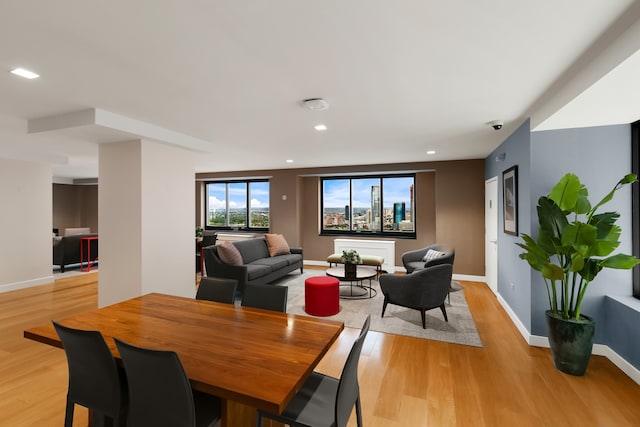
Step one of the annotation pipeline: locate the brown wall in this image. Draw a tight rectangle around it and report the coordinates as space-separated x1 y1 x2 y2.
53 184 99 234
196 159 485 276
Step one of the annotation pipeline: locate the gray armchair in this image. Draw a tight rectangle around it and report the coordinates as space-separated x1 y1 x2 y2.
379 264 453 329
401 244 455 273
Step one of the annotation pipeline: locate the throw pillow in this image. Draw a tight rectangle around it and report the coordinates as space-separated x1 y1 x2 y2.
265 233 291 257
217 241 244 266
422 248 445 262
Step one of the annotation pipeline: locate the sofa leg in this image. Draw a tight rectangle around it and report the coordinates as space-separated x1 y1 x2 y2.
420 309 426 329
60 265 65 273
300 267 304 274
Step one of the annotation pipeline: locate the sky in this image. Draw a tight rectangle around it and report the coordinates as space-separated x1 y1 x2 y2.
323 176 414 208
207 181 269 209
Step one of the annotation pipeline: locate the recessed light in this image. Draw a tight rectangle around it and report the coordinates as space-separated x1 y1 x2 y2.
10 67 39 79
314 124 327 131
286 159 294 163
427 150 436 155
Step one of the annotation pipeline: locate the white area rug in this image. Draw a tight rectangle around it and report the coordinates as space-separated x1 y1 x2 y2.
276 271 483 347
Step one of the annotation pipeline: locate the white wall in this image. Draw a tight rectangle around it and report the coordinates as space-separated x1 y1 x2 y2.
140 140 195 297
99 139 195 307
0 158 53 292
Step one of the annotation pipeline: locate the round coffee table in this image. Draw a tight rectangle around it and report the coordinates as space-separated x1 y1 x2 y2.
326 266 378 299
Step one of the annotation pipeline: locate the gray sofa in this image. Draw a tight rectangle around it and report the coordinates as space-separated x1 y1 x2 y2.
203 238 303 295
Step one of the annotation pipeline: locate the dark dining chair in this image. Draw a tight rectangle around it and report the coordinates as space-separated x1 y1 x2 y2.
196 277 237 304
52 321 125 427
241 283 288 313
114 338 221 427
256 315 371 427
379 264 453 328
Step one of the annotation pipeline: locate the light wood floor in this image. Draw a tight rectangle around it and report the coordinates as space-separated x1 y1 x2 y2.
2 270 640 426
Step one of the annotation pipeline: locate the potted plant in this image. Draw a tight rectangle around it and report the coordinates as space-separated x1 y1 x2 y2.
341 249 361 280
517 173 640 376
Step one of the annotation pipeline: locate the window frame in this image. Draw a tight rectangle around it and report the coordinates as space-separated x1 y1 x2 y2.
320 173 416 239
204 179 270 232
631 120 640 299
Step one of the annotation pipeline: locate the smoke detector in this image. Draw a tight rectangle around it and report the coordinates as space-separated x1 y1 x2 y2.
301 98 329 111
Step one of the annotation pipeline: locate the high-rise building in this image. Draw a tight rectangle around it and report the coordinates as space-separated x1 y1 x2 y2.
409 184 414 221
371 185 380 231
394 202 406 226
344 205 350 220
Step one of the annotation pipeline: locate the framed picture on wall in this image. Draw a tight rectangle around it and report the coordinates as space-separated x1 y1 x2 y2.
503 165 518 235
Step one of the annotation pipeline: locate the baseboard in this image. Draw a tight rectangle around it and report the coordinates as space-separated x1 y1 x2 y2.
498 294 640 385
0 275 54 293
453 274 485 282
497 294 532 345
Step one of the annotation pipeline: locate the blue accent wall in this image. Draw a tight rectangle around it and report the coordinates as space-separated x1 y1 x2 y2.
485 119 532 330
487 121 640 371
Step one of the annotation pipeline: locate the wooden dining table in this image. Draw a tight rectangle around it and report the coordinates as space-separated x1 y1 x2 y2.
24 292 345 427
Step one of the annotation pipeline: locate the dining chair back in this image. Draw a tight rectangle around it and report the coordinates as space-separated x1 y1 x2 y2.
241 283 288 313
114 338 220 427
52 321 124 427
196 277 237 304
256 315 371 427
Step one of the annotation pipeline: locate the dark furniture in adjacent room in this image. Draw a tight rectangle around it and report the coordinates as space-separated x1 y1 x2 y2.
53 233 99 273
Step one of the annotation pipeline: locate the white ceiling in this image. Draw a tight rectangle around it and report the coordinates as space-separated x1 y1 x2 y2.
1 0 640 181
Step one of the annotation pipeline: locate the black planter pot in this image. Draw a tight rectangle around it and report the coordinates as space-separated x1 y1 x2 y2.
545 310 595 376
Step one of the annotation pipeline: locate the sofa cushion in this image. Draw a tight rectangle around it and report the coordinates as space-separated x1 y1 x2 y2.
217 241 244 266
64 227 92 236
245 264 272 280
264 233 291 257
233 239 270 264
252 257 289 271
278 253 303 266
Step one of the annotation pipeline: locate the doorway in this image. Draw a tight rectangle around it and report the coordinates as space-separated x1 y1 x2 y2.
485 177 498 295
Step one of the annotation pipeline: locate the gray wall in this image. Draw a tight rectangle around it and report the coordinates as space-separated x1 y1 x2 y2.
485 119 532 330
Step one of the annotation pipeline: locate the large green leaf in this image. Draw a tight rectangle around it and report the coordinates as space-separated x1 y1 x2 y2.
537 196 567 240
589 174 637 217
517 234 550 271
542 263 564 281
548 173 587 213
562 222 597 248
579 259 602 282
599 253 640 270
589 212 620 240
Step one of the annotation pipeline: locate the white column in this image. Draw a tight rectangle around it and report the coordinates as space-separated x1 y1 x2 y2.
99 139 195 307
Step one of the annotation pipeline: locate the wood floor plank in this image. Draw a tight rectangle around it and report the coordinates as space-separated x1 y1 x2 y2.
2 271 640 426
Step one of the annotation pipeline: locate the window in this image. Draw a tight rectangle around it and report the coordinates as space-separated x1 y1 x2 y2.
205 180 269 231
321 174 415 237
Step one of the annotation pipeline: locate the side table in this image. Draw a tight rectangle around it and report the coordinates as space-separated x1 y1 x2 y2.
80 236 99 272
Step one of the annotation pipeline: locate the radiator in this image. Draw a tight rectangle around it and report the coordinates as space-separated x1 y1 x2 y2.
334 239 396 273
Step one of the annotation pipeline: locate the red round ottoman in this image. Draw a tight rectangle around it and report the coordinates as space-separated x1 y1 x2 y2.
305 276 340 316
